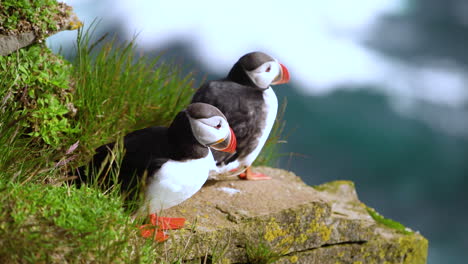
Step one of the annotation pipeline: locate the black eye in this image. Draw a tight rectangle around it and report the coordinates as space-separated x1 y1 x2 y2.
266 66 271 72
216 122 222 129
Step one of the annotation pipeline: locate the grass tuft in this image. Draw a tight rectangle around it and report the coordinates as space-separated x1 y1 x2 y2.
71 23 195 166
245 240 282 264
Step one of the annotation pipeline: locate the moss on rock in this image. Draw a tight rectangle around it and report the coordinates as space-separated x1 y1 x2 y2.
0 0 80 37
0 44 78 147
0 1 82 56
366 206 413 235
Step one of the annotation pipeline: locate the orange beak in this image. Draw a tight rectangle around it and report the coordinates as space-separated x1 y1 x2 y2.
271 63 290 85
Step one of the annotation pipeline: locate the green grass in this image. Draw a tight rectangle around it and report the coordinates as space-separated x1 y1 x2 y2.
71 25 195 165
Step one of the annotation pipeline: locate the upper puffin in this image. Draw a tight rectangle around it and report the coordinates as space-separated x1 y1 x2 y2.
191 51 290 180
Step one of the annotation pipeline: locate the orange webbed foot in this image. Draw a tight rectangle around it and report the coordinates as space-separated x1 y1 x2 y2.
138 214 186 242
238 167 272 181
139 225 169 242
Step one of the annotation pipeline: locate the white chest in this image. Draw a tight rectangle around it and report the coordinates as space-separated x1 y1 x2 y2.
142 151 215 213
242 87 278 165
216 87 278 174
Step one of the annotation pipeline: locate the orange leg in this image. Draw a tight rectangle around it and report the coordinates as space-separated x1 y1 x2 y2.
139 214 186 242
238 166 272 180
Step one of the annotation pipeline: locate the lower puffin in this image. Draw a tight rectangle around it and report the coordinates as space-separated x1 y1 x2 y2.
74 103 236 241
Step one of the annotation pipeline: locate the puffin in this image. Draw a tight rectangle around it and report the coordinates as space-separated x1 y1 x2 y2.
74 103 236 241
191 51 289 180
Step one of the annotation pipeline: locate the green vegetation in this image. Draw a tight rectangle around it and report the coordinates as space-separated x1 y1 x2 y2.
0 0 68 36
0 44 74 183
0 182 142 263
312 180 355 192
366 206 413 235
0 44 77 147
245 241 282 264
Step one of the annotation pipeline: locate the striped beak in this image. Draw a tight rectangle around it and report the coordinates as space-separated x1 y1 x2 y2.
272 63 290 85
210 128 237 153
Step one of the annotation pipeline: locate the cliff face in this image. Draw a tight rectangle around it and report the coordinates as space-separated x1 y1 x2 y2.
161 167 428 263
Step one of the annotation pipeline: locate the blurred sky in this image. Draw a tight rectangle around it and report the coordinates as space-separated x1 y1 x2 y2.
50 0 468 108
49 0 468 141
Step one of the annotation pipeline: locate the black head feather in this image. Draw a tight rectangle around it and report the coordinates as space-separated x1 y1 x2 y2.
227 51 275 87
186 102 227 120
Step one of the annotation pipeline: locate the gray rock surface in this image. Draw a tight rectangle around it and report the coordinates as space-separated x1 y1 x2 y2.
0 32 36 56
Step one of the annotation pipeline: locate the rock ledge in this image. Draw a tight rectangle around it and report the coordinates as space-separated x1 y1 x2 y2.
160 167 428 263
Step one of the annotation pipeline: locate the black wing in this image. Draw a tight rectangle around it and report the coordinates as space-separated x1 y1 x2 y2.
75 126 170 195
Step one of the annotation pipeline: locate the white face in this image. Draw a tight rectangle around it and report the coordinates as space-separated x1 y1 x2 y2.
187 115 230 147
245 60 281 89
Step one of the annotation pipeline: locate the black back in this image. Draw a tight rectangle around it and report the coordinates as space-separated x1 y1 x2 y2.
191 80 266 166
73 111 208 199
